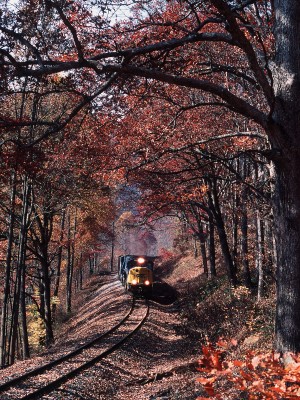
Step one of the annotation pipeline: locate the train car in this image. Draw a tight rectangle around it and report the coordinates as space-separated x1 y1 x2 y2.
118 255 155 296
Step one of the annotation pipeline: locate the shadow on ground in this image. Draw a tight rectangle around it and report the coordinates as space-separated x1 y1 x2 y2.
151 280 178 305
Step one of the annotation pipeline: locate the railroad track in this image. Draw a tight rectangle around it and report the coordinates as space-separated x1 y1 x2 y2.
0 296 149 400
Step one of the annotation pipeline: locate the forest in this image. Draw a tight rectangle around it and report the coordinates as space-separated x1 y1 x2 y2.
1 0 300 397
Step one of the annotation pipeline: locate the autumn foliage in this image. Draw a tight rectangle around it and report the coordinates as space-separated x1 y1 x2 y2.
197 339 300 399
1 0 300 384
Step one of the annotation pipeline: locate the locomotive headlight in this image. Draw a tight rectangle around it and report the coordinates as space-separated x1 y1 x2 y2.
137 257 145 264
144 280 150 286
132 279 138 285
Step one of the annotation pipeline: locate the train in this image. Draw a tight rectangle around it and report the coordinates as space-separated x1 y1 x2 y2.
118 255 155 296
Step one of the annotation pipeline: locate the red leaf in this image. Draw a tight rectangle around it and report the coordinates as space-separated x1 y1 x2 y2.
216 339 228 348
204 384 215 396
233 360 244 367
202 345 211 357
211 353 223 371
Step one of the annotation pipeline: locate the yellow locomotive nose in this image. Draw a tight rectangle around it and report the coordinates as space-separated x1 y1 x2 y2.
118 255 154 297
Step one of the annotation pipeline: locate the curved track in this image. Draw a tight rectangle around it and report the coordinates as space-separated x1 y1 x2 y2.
0 296 149 400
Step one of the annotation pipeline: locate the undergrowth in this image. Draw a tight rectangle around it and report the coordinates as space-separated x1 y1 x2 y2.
178 274 275 354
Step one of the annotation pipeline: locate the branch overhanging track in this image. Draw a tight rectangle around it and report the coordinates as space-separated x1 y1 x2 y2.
0 295 150 400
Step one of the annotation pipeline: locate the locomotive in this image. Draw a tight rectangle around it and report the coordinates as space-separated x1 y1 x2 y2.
118 255 155 296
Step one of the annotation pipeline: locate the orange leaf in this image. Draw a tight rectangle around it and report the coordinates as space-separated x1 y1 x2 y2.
240 369 254 381
233 360 244 367
196 376 217 385
269 386 286 394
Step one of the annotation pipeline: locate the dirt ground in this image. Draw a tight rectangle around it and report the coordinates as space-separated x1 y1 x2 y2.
0 273 205 400
56 275 204 400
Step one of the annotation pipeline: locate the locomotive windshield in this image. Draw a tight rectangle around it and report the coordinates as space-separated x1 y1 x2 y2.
118 254 155 296
128 259 154 270
118 255 156 276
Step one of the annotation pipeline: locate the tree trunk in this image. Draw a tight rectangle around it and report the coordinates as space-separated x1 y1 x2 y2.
19 176 31 359
89 255 94 275
207 179 237 286
41 258 54 346
110 221 115 272
66 212 72 313
0 171 16 367
38 209 54 346
20 262 30 359
8 174 32 363
256 211 264 302
66 209 77 314
240 187 252 288
30 195 55 346
273 0 300 353
263 217 273 272
79 267 83 290
78 253 83 290
273 160 300 353
8 259 22 365
187 204 208 275
52 209 65 320
193 237 198 258
232 202 238 274
198 221 208 277
231 159 239 273
208 214 216 278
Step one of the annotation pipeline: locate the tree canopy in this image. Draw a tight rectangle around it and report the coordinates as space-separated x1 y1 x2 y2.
1 0 300 359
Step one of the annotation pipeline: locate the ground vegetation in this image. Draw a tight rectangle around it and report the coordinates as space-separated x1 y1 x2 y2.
0 1 300 393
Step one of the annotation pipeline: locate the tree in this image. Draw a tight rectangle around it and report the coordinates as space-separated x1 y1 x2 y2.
1 0 300 353
271 0 300 354
0 74 117 364
110 82 272 289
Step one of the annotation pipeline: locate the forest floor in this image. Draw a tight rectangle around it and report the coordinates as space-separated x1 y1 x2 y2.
0 253 275 399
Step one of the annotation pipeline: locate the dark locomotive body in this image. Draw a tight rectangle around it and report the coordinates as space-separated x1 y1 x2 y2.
118 255 155 296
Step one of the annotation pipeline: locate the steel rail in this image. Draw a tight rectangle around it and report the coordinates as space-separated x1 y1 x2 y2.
0 297 149 400
0 296 136 394
20 299 149 400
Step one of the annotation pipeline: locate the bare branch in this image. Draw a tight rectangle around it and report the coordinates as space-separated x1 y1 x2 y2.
25 72 119 146
45 0 85 61
210 0 273 104
101 63 268 128
0 26 44 67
